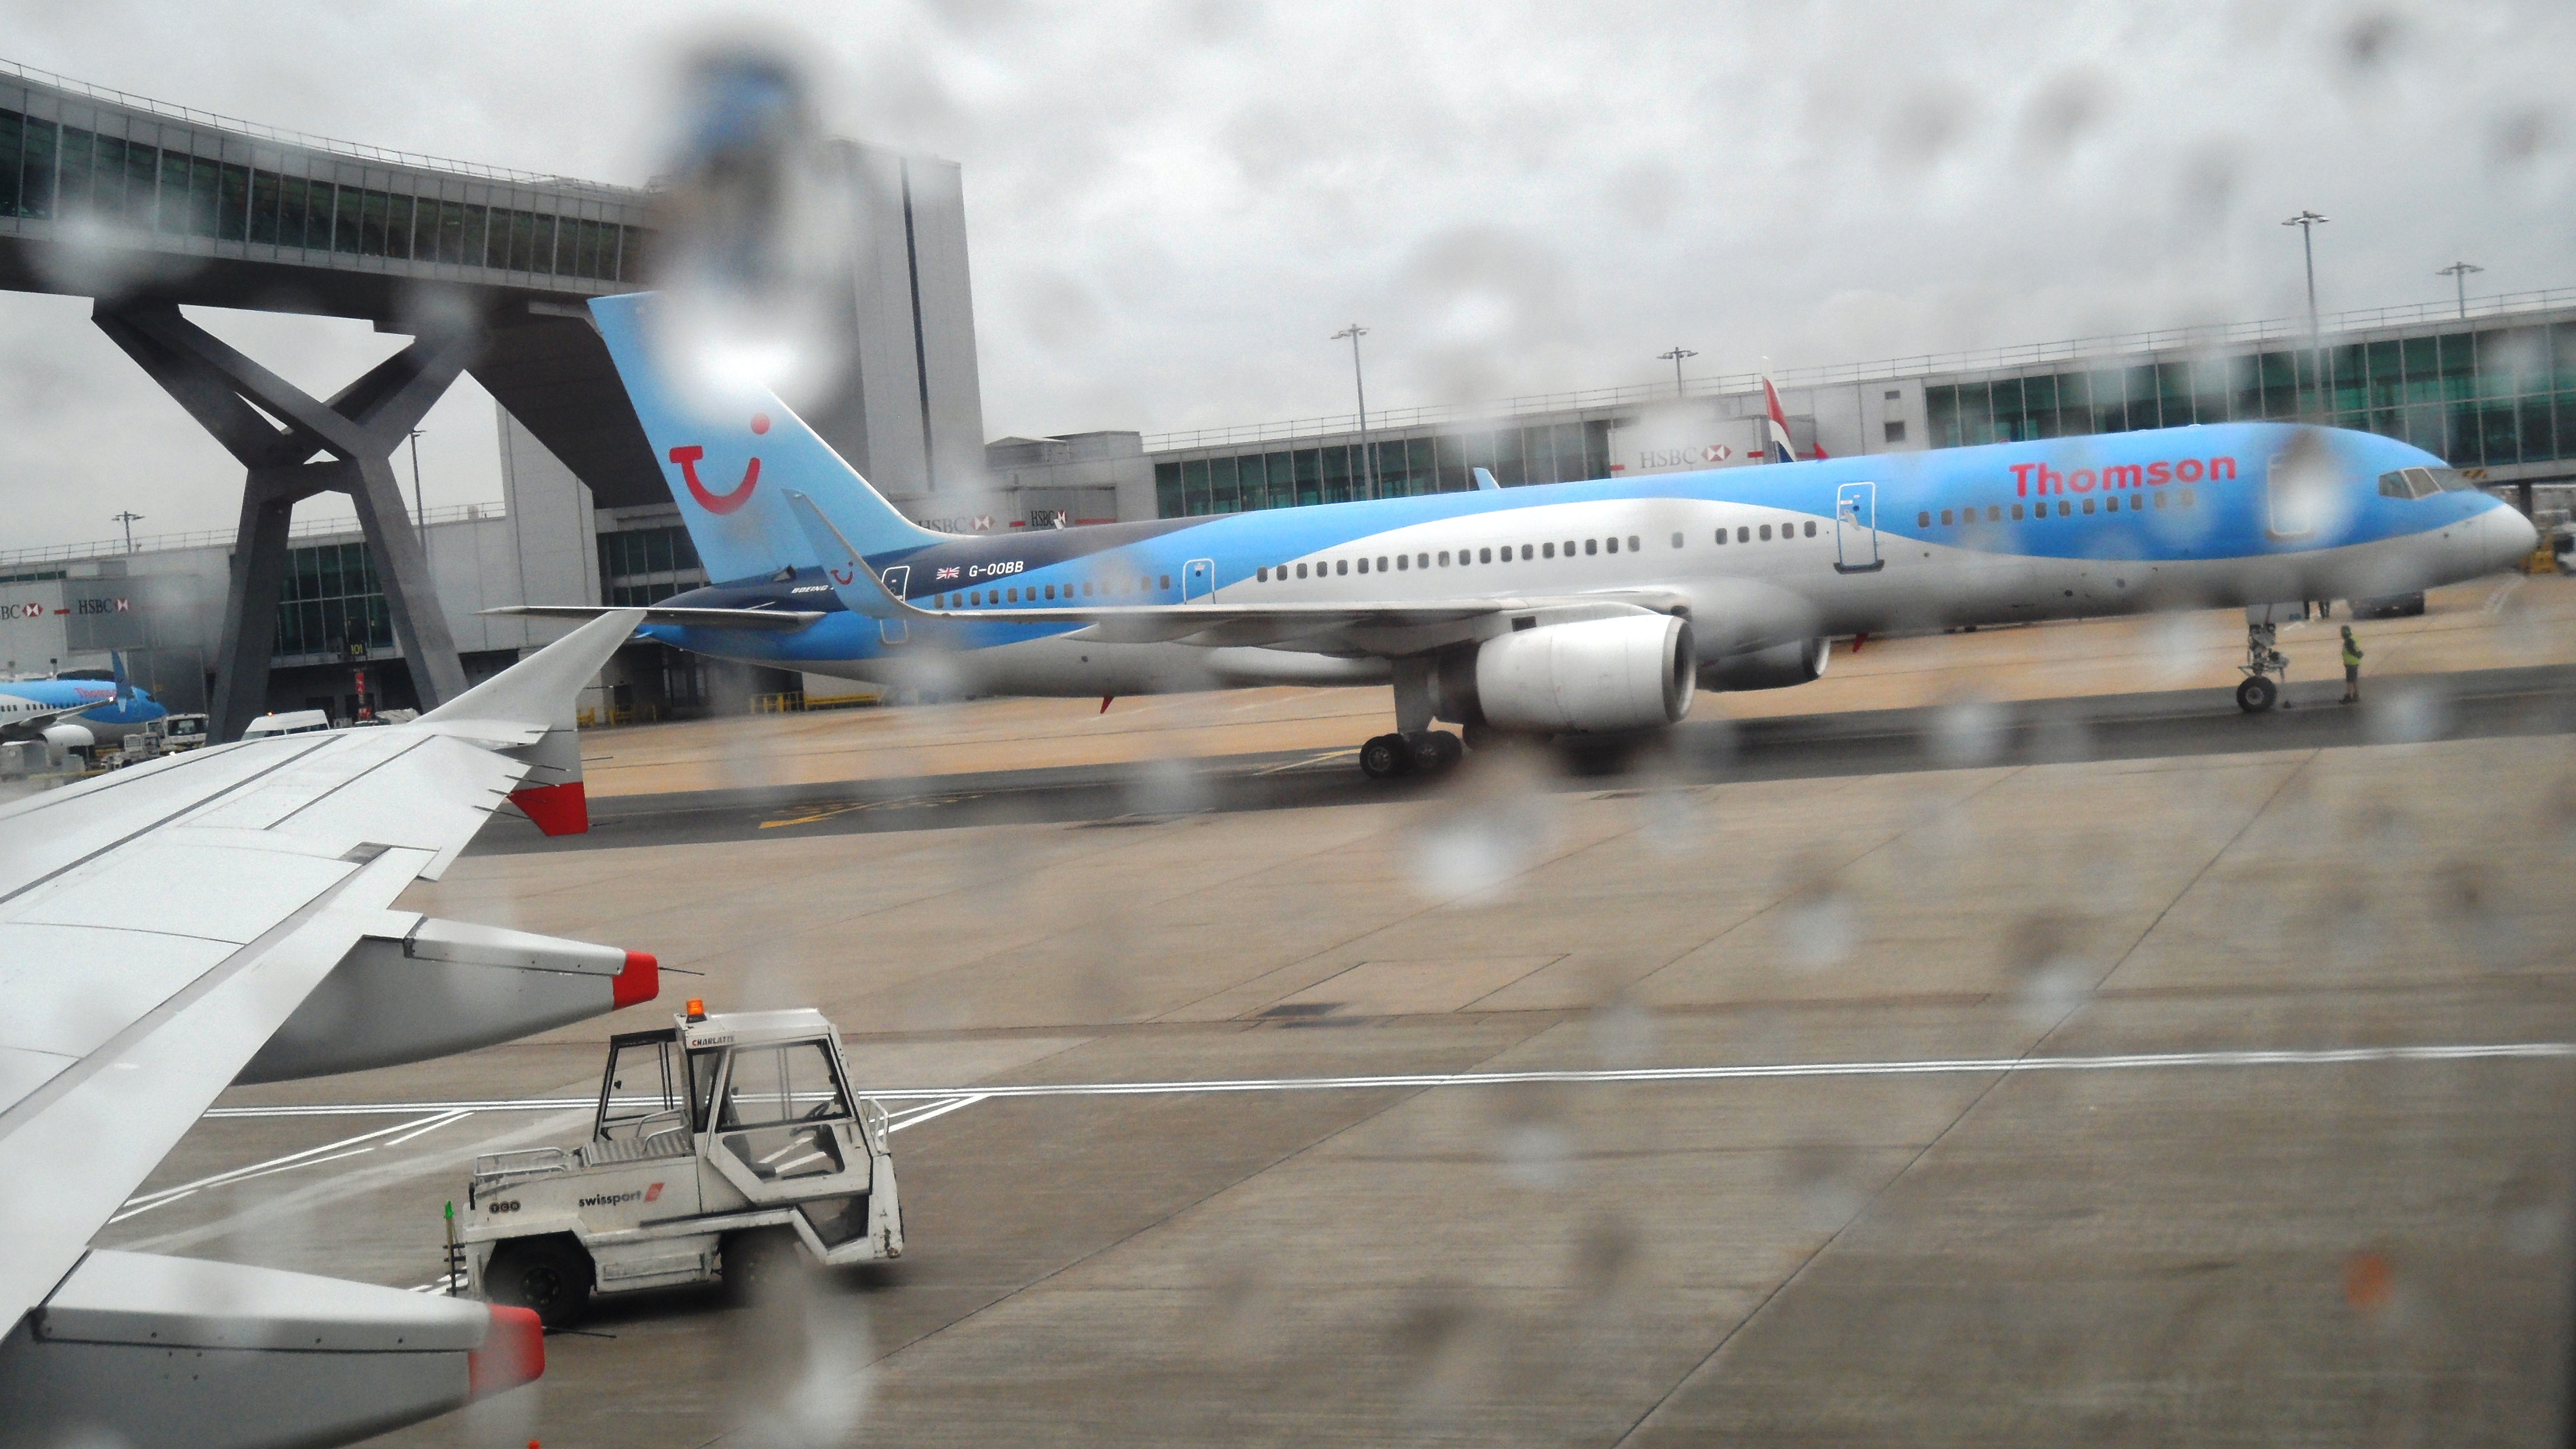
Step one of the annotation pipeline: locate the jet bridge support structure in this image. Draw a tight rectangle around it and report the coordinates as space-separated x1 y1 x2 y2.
94 302 477 742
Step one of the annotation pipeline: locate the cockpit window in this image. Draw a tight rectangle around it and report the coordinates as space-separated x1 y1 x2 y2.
2380 467 2469 500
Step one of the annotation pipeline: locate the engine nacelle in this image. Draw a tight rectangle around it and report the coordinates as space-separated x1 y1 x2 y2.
1438 614 1696 734
1703 637 1831 692
237 913 657 1083
40 722 94 764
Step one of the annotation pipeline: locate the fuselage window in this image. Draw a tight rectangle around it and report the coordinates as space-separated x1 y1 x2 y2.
1585 538 1599 556
1630 535 1643 551
2153 491 2168 510
1521 544 1534 560
1917 512 1931 527
1541 542 1555 558
1603 537 1617 554
1159 574 1172 589
1377 556 1389 571
1438 551 1450 566
1336 560 1348 576
1044 584 1055 599
1670 532 1683 548
1396 555 1408 571
1006 586 1019 602
1562 539 1576 556
969 590 981 605
1736 527 1750 543
2011 504 2024 520
1256 568 1267 583
1802 520 1816 537
1759 524 1773 541
2057 500 2071 517
1417 553 1428 569
1715 528 1729 545
1985 506 2000 523
1357 557 1369 574
2082 498 2096 514
2180 487 2196 507
1482 547 1495 564
2108 496 2122 512
1940 509 1954 525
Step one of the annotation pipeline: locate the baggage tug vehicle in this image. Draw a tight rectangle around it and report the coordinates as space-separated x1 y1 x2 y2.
463 1003 901 1327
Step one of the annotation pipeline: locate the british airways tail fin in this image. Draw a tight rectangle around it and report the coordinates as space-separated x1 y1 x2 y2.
1760 374 1828 463
588 292 949 584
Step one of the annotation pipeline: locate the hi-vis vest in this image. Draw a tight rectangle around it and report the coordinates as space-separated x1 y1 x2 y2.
2343 637 2363 667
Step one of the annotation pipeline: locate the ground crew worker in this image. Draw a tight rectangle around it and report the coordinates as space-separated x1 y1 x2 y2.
2341 625 2364 703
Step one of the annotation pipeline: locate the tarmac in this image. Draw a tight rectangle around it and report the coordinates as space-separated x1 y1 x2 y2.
93 574 2576 1446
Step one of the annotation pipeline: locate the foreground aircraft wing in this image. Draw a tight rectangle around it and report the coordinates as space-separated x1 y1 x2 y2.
784 490 1682 655
0 610 648 1449
485 603 822 632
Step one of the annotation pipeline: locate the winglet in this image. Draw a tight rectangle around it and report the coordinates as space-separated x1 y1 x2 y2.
1472 467 1501 493
783 490 934 624
422 609 643 836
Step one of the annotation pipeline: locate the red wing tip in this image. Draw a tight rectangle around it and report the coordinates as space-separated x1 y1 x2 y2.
468 1305 545 1397
510 781 590 836
613 950 661 1009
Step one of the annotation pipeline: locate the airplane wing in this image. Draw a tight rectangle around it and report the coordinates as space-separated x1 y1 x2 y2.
0 697 112 744
485 603 822 632
0 609 648 1449
783 490 1687 656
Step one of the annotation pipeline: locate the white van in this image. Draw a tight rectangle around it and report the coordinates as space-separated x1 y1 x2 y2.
239 709 332 741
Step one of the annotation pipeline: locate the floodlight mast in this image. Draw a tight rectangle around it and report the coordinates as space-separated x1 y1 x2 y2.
1656 346 1698 399
2283 211 2329 416
113 510 144 554
1332 324 1375 500
2437 261 2484 321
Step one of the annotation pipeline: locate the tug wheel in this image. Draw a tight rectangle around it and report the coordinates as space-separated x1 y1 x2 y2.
486 1237 593 1330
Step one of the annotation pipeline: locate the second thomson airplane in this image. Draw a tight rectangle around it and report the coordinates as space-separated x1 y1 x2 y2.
501 293 2537 779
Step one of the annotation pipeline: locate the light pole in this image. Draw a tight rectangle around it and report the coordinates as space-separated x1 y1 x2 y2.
1656 345 1698 399
112 510 143 553
406 428 427 529
1332 324 1375 500
2437 261 2484 321
2283 210 2329 415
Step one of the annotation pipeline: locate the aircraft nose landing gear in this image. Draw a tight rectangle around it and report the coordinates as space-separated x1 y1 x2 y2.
2236 605 2296 713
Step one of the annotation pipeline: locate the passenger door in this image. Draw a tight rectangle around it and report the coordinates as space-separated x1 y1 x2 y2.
875 565 911 643
1834 482 1883 573
1183 558 1215 600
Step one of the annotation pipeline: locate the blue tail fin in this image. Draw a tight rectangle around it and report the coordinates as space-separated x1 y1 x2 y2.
589 292 948 583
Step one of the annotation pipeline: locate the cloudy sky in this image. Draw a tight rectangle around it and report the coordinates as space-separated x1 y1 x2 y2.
2 0 2569 550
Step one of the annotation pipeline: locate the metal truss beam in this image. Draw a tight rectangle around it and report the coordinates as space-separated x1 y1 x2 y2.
94 304 480 741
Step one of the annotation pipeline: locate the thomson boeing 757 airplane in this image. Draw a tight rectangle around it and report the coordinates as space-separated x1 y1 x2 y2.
503 293 2536 778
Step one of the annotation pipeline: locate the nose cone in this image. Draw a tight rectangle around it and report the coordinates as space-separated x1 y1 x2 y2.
2487 502 2540 571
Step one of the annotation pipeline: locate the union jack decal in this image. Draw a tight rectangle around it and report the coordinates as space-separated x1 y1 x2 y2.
935 566 960 580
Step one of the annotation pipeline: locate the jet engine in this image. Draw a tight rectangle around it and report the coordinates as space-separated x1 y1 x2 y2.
1435 614 1696 733
1702 637 1831 692
40 722 94 764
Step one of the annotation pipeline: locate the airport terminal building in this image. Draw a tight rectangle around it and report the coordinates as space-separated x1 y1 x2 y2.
4 59 2573 725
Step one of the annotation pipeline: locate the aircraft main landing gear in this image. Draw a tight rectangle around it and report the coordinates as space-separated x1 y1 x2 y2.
2237 611 2293 713
1360 730 1464 779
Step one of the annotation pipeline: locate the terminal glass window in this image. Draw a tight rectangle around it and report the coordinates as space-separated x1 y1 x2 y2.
272 541 393 660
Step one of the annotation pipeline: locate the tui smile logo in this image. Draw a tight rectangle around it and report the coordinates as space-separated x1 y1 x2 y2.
670 413 773 515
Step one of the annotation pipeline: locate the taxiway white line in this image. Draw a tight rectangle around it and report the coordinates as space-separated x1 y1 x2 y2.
381 1109 473 1148
885 1094 987 1132
109 1147 378 1223
117 1111 462 1210
192 1043 2573 1121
